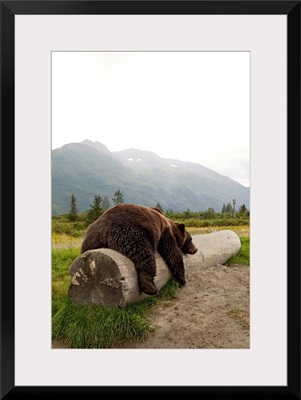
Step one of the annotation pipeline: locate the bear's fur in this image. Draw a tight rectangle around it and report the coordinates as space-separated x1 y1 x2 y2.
80 203 198 295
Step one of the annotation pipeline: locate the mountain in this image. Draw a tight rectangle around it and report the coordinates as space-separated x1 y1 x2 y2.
52 140 250 215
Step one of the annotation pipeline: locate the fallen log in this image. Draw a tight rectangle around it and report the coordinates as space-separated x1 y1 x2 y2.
68 230 241 308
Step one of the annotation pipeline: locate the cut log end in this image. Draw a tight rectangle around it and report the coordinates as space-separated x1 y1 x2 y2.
68 230 241 308
68 250 125 308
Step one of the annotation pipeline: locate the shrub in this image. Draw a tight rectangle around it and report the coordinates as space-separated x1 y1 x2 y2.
52 220 86 237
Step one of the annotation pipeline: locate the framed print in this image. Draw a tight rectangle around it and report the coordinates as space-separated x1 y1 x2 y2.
1 0 300 399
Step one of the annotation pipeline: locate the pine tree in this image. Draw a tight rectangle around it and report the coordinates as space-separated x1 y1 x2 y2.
102 196 110 211
225 202 233 215
112 190 124 205
87 195 103 224
232 198 236 218
239 204 249 217
184 208 191 218
68 194 78 222
155 203 164 212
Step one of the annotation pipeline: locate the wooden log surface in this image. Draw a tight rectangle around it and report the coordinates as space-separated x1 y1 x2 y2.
68 230 241 308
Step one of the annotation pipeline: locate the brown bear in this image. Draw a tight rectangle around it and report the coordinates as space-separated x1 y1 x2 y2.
80 203 198 295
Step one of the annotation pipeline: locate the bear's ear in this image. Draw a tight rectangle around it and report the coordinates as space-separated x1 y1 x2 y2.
176 223 185 234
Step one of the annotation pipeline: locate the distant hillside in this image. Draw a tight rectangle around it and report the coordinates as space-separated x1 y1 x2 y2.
52 140 250 215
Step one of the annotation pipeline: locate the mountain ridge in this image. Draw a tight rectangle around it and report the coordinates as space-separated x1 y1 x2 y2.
52 140 249 215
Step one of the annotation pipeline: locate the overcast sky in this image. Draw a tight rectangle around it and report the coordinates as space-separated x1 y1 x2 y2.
52 51 250 187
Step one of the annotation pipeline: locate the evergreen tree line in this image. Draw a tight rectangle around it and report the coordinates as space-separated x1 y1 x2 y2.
67 192 249 226
68 190 124 225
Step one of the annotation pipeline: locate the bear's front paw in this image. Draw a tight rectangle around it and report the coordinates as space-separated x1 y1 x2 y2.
175 275 186 287
138 273 158 296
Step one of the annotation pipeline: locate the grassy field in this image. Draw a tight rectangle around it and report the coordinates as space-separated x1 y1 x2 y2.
186 225 249 237
52 225 249 348
52 224 249 248
52 233 83 249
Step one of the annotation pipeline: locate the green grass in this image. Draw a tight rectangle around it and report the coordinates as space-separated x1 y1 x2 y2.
52 277 179 348
52 296 152 348
226 236 250 265
52 247 80 316
52 247 80 278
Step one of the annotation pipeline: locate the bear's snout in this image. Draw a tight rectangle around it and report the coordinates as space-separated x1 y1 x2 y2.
181 235 198 255
182 242 198 255
187 247 198 255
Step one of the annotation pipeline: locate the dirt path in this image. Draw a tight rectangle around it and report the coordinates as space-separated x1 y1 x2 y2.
53 263 249 349
116 263 249 349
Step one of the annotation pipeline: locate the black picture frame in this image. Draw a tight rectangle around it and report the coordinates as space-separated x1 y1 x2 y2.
1 1 300 399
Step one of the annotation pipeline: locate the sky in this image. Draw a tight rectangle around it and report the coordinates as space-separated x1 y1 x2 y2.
52 51 250 187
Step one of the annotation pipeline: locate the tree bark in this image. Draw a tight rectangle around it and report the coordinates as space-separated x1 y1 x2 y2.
68 230 241 308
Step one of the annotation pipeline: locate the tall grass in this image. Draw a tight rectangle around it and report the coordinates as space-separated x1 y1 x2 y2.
52 278 179 348
52 247 80 316
52 297 152 348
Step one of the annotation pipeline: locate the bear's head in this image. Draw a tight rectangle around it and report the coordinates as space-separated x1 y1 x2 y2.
174 222 198 255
